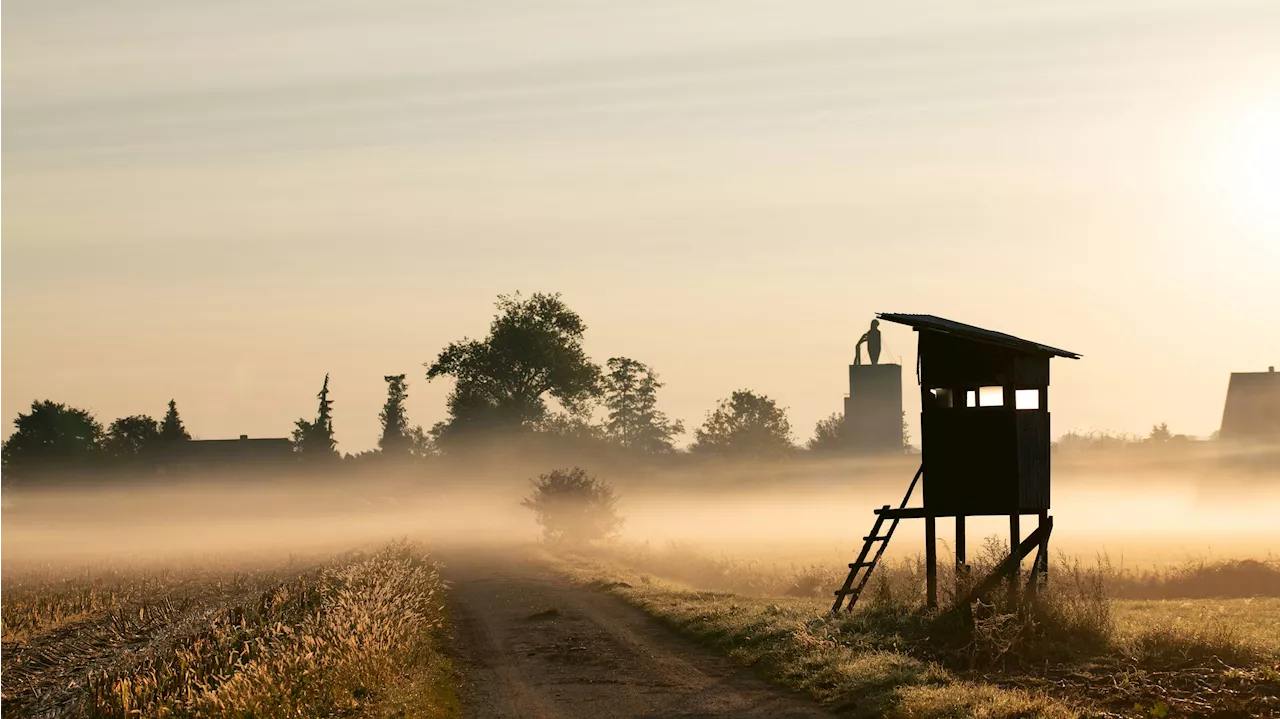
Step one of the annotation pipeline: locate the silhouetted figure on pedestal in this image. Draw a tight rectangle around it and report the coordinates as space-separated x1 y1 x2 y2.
855 319 882 366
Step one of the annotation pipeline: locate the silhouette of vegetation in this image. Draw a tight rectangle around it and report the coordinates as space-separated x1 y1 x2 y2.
807 412 847 452
104 415 162 460
601 357 683 453
1053 423 1197 454
378 374 410 456
521 467 622 545
426 292 601 449
159 399 191 443
535 412 608 446
692 389 793 457
0 291 1230 480
1144 422 1190 444
405 425 435 460
1 401 105 483
292 374 338 460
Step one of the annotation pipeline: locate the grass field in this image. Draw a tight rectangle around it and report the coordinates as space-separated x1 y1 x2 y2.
549 542 1280 719
1 541 457 719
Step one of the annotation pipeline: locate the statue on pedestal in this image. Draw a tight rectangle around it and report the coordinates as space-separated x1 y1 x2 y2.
855 319 881 366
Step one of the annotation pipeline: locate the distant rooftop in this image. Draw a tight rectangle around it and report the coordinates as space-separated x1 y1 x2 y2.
877 313 1081 359
171 435 294 464
1220 367 1280 439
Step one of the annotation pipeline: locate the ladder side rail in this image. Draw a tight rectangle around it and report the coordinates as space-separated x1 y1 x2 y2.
846 515 903 609
832 512 887 612
898 464 923 509
834 464 924 613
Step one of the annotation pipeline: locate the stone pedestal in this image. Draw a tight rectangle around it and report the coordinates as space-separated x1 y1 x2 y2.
843 363 903 452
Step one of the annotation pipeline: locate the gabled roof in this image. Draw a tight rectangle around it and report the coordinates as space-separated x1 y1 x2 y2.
877 313 1081 359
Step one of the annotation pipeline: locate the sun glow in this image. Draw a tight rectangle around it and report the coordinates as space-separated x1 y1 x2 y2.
1217 100 1280 238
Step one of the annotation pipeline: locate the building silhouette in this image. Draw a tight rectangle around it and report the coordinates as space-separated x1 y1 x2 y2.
163 435 294 472
843 363 904 452
1220 367 1280 441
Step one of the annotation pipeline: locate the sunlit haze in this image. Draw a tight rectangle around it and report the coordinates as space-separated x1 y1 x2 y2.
4 0 1278 450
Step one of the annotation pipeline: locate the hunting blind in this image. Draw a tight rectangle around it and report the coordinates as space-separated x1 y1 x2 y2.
833 314 1080 612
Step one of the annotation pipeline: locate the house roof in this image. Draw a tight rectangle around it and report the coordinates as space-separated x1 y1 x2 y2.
1220 369 1280 438
876 313 1081 359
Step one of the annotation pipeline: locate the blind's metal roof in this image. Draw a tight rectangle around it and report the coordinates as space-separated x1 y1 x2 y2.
877 313 1081 359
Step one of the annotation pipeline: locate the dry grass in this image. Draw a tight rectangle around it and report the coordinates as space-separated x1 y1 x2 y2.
556 552 1075 719
553 541 1280 718
2 541 457 719
1107 557 1280 599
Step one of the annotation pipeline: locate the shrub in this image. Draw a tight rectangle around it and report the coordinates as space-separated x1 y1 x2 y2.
521 467 622 546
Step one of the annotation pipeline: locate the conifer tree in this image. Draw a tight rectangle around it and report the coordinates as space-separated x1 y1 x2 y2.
159 399 191 442
378 374 410 456
292 374 337 459
601 357 683 453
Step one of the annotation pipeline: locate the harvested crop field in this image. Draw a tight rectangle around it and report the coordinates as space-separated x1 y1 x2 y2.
1 541 455 719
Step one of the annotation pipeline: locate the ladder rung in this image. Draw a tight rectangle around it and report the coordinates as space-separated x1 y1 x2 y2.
847 561 874 569
863 535 889 542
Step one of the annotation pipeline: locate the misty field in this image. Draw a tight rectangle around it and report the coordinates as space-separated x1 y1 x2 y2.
0 541 454 719
549 542 1280 718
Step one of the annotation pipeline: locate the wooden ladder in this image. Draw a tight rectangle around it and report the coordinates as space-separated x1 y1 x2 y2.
831 464 923 613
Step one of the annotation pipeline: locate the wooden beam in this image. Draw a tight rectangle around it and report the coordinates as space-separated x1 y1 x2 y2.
953 516 1053 610
1009 513 1021 602
1037 510 1050 578
876 507 1039 519
925 515 938 609
875 507 929 519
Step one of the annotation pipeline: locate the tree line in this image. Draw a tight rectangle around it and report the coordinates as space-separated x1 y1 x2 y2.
2 291 905 483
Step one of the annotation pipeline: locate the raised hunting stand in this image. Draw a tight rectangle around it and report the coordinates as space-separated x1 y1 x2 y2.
832 314 1080 612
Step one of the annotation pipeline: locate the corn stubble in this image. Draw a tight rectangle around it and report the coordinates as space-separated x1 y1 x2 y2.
2 541 449 718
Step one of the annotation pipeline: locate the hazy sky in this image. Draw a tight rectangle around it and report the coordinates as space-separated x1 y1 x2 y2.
4 0 1278 451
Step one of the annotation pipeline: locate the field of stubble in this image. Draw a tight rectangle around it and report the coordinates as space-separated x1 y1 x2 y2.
1 541 454 719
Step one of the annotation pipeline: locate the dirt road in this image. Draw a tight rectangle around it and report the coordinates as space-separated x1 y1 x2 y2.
444 551 831 719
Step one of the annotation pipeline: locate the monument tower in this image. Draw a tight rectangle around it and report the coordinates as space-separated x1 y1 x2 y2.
843 318 904 452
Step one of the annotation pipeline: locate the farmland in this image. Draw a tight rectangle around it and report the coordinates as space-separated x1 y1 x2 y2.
1 542 454 719
3 453 1279 718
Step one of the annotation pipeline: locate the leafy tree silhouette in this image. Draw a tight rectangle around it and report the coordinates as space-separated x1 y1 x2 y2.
292 374 338 459
1 401 105 482
405 425 435 460
807 412 847 452
1148 423 1173 443
535 411 608 448
692 389 793 457
601 357 683 453
378 374 411 456
521 467 622 545
160 399 191 442
105 415 162 459
426 292 601 447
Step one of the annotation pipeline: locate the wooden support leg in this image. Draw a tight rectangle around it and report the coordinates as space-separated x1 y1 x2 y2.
955 515 967 595
1009 514 1021 605
925 516 938 609
1038 510 1050 580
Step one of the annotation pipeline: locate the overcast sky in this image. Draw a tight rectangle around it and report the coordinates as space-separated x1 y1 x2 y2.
4 0 1278 450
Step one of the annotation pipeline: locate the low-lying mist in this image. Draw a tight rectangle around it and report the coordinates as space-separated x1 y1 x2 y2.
3 446 1277 575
